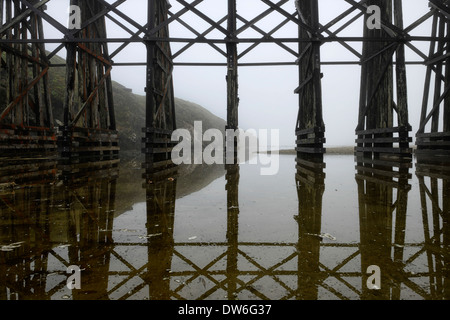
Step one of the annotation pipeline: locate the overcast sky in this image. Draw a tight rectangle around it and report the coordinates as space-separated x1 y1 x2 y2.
42 0 433 147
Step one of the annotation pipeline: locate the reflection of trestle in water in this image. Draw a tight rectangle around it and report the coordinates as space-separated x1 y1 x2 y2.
62 161 118 300
225 164 239 300
415 156 450 300
2 156 450 300
79 158 450 300
295 154 325 300
0 160 118 300
290 154 450 300
352 154 449 300
355 156 412 299
134 160 329 300
143 170 177 300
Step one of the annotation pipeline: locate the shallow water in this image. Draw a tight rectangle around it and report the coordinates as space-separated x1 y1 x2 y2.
0 154 449 300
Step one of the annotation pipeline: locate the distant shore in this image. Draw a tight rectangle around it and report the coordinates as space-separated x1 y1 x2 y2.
259 145 418 155
259 146 355 155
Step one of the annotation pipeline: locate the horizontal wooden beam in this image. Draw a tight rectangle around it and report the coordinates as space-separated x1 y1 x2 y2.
3 36 448 45
356 126 412 135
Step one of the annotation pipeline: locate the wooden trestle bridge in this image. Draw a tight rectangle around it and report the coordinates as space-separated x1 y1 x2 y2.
0 0 450 301
1 0 450 169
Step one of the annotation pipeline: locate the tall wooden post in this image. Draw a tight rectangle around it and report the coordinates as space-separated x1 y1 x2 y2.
225 0 239 164
295 0 325 161
356 0 411 160
226 0 239 131
143 0 177 177
146 0 156 132
0 0 56 158
416 1 450 159
61 0 118 162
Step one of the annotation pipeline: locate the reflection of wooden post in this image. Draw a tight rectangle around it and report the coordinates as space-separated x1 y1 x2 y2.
63 164 118 300
392 166 409 300
145 175 177 300
356 156 411 300
295 155 325 300
416 159 450 299
225 163 239 299
0 177 54 299
0 161 120 300
444 179 450 299
357 178 392 300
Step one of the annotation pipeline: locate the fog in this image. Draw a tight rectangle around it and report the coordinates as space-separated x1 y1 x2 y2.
41 0 433 148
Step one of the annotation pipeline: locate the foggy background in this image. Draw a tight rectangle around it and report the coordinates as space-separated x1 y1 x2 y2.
41 0 432 148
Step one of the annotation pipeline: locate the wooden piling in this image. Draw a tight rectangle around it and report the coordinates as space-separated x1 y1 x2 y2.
356 0 412 160
416 1 450 158
0 0 56 158
295 0 325 161
60 0 119 164
143 0 177 178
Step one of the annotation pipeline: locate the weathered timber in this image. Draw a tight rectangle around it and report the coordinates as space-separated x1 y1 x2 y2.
356 0 411 160
144 173 177 299
356 155 410 299
295 0 325 157
0 0 55 159
416 1 450 157
143 0 177 174
355 0 412 160
60 0 118 162
295 153 324 299
2 0 450 163
415 154 450 299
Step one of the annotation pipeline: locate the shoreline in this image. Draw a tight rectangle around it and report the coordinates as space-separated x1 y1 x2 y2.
259 146 355 155
259 145 418 155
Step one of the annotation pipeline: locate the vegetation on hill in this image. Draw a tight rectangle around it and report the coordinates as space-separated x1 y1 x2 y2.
111 82 227 154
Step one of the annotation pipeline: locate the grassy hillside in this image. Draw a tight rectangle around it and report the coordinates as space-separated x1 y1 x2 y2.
111 82 227 154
